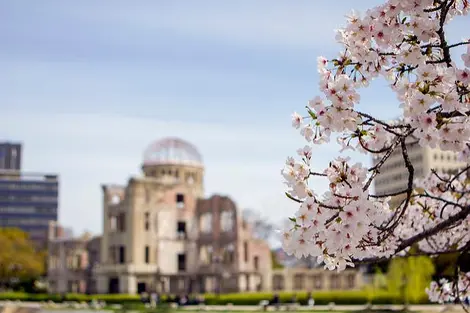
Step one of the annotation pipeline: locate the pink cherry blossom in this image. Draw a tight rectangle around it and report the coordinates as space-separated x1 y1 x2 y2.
282 0 470 304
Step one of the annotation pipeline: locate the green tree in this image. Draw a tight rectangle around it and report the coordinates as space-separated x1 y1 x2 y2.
387 256 435 304
0 228 45 289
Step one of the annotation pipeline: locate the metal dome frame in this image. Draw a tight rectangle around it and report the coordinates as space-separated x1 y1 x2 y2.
142 137 203 167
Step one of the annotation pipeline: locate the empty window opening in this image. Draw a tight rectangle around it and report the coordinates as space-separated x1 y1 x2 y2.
176 194 185 209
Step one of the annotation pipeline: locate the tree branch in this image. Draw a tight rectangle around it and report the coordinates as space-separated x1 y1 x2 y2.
355 205 470 264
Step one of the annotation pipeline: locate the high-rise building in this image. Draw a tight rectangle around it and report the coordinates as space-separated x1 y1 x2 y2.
0 142 22 170
0 170 59 249
373 136 467 206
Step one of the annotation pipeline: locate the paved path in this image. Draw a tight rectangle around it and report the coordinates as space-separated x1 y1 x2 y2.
174 304 452 312
1 301 464 312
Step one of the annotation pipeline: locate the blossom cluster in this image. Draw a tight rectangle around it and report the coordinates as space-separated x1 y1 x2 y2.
281 156 396 271
283 0 470 304
426 273 470 304
395 174 470 253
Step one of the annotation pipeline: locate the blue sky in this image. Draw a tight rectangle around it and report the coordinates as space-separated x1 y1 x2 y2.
1 1 467 236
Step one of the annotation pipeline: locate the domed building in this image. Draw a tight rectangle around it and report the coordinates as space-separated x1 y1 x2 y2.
141 137 205 197
94 137 273 295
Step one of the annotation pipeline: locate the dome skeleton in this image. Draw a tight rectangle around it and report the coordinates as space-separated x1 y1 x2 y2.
143 137 203 167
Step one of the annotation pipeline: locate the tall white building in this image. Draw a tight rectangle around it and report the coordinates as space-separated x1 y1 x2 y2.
373 136 466 205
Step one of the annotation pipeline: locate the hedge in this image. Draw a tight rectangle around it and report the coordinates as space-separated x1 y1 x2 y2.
0 292 140 304
202 291 405 305
0 290 430 305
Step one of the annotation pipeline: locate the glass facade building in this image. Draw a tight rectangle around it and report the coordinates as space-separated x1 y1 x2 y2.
0 142 22 170
0 171 59 249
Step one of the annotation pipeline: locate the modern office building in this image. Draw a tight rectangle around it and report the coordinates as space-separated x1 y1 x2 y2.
0 170 59 249
0 142 22 170
372 136 467 206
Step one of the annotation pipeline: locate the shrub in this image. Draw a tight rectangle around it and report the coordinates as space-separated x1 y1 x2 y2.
203 290 402 305
0 290 429 305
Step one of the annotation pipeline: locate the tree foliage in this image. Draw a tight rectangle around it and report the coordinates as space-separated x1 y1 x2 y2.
387 256 435 303
271 250 284 269
0 228 45 288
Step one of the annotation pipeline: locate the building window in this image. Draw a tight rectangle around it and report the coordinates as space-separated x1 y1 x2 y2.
273 275 285 290
347 274 356 289
331 274 341 289
223 244 235 264
119 246 125 264
294 274 304 290
177 221 186 239
109 215 117 231
109 246 116 264
220 210 234 232
117 213 126 232
110 194 120 204
199 245 212 265
74 254 82 269
144 212 150 231
312 274 323 289
177 254 186 272
254 256 259 270
244 241 248 262
176 194 185 209
145 246 150 264
200 213 212 233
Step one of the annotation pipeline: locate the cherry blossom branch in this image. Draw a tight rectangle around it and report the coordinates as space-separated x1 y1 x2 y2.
435 0 455 67
369 189 409 198
448 40 470 49
416 193 467 210
356 205 470 264
374 139 415 236
423 0 446 12
282 0 470 301
364 136 403 191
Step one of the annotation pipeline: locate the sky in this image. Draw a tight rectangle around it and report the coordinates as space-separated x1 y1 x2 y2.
1 1 468 236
